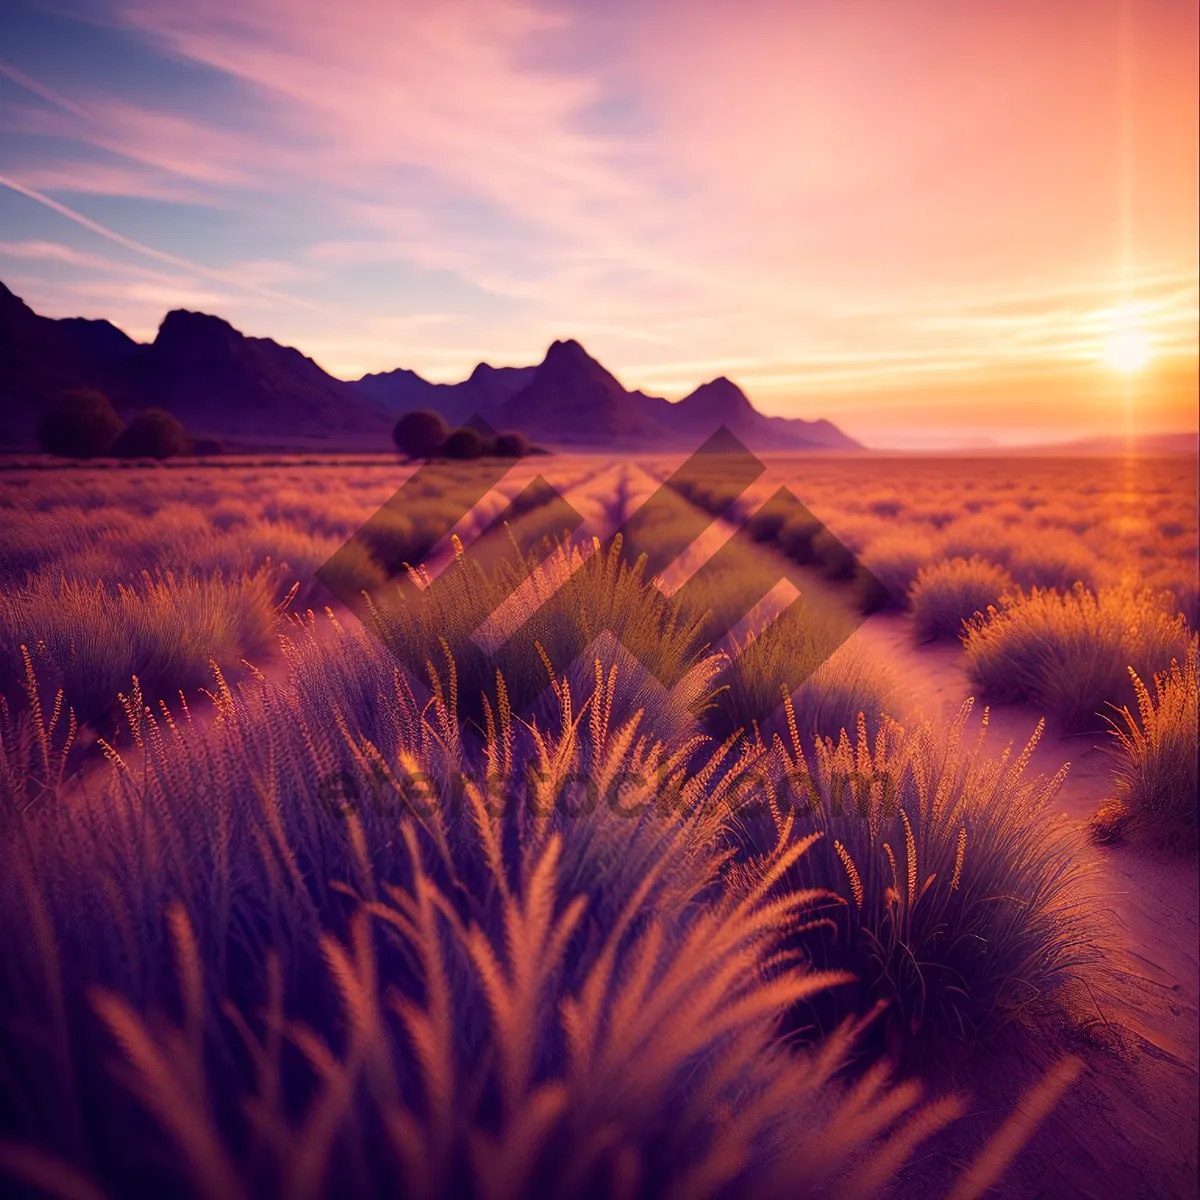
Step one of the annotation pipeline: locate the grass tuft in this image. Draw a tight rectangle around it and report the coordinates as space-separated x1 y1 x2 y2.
731 701 1095 1068
910 557 1014 642
1093 636 1199 851
962 584 1191 731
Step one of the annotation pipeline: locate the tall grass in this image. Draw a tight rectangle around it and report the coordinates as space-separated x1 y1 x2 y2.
0 569 280 725
910 557 1014 642
361 535 718 746
963 584 1192 731
718 629 915 747
0 456 1125 1196
0 639 981 1199
1092 636 1199 851
730 701 1095 1068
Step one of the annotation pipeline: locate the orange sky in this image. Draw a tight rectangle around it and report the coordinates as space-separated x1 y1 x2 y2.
0 0 1196 446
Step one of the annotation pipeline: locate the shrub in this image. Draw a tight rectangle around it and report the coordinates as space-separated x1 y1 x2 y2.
963 584 1192 731
939 516 1013 564
441 426 485 459
1093 637 1199 851
113 409 193 459
493 430 532 458
352 510 421 574
778 513 821 562
191 436 225 455
36 387 125 458
910 556 1014 642
812 528 857 578
393 410 450 458
732 702 1095 1069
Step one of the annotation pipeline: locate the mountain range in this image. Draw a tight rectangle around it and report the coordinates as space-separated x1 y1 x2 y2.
0 282 861 452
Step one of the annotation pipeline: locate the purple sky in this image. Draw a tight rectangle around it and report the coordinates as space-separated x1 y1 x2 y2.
1 0 1196 446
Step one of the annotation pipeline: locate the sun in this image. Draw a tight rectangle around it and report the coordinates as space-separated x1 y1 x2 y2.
1103 305 1151 374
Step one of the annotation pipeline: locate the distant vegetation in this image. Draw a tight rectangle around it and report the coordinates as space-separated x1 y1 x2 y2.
441 425 485 459
35 387 125 457
35 388 197 460
393 410 539 461
392 409 450 458
112 407 193 459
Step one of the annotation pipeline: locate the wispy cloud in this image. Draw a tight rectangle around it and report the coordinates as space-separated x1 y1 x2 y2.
0 0 1195 439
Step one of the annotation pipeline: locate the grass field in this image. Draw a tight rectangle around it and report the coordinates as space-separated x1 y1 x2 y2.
0 449 1196 1199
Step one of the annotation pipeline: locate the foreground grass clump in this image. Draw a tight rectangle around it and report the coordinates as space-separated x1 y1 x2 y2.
0 568 279 724
0 639 984 1200
909 556 1014 642
735 701 1094 1068
962 584 1192 731
718 627 915 746
362 534 719 745
1093 637 1199 852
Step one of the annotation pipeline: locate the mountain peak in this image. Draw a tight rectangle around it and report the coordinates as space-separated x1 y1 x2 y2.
155 308 244 351
677 375 756 420
159 308 235 332
542 338 593 365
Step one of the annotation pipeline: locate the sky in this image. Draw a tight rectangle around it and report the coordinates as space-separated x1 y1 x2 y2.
0 0 1196 448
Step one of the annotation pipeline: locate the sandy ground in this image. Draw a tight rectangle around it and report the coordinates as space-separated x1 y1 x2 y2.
853 613 1199 1200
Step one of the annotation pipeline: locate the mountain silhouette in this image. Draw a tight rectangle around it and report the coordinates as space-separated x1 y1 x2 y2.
137 309 388 438
493 339 675 443
0 282 860 452
0 282 142 445
487 342 859 450
356 360 535 426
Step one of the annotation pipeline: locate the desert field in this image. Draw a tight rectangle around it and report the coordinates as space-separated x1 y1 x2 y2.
1 449 1197 1199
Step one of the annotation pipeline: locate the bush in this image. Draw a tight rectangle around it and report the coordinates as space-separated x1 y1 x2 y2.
733 703 1095 1069
191 436 224 456
1093 637 1199 851
393 410 449 459
910 556 1014 642
812 528 857 578
963 584 1192 731
493 430 532 458
113 409 193 459
441 427 485 459
36 388 125 458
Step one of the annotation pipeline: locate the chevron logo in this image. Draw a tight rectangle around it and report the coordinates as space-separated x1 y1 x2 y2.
317 420 884 741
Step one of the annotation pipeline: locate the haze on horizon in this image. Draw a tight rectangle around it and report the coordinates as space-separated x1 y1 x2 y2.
0 0 1196 449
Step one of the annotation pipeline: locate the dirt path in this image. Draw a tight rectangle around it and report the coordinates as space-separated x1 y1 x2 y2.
850 613 1199 1199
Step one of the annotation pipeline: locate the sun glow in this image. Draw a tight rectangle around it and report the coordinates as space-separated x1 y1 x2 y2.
1103 304 1152 373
